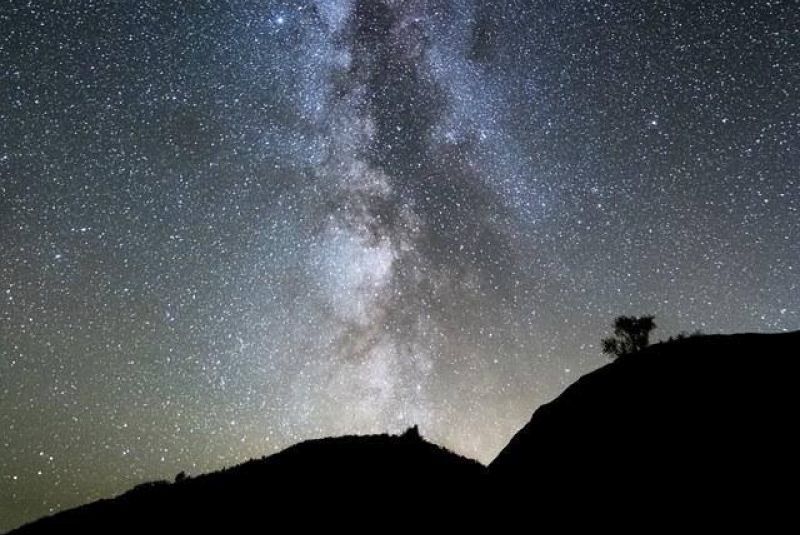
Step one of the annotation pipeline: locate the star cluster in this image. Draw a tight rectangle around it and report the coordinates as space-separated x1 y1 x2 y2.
1 1 798 530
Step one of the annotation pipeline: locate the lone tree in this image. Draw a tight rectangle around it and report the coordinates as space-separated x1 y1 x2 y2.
601 315 656 358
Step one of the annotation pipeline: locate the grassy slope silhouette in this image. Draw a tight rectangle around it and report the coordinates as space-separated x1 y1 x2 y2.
491 331 797 499
10 330 798 533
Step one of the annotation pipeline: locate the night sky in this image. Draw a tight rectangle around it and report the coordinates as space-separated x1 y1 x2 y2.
1 0 798 530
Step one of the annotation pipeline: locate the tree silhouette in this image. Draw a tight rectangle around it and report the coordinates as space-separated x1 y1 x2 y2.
601 315 656 358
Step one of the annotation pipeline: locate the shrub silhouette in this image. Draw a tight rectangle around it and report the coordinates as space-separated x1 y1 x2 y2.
601 315 656 358
664 329 704 343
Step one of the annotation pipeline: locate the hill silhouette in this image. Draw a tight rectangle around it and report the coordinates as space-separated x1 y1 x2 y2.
490 330 798 515
10 425 484 533
9 331 798 532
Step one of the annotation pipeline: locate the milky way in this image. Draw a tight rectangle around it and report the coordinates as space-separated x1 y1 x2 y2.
1 0 798 530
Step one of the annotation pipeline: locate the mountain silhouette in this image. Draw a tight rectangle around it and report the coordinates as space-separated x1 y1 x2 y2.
9 331 798 533
490 330 798 517
10 425 484 533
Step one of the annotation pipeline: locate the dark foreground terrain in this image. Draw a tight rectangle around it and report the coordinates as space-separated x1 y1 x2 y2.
10 331 798 533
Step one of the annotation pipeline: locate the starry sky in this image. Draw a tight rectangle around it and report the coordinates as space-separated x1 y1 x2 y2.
1 0 798 530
